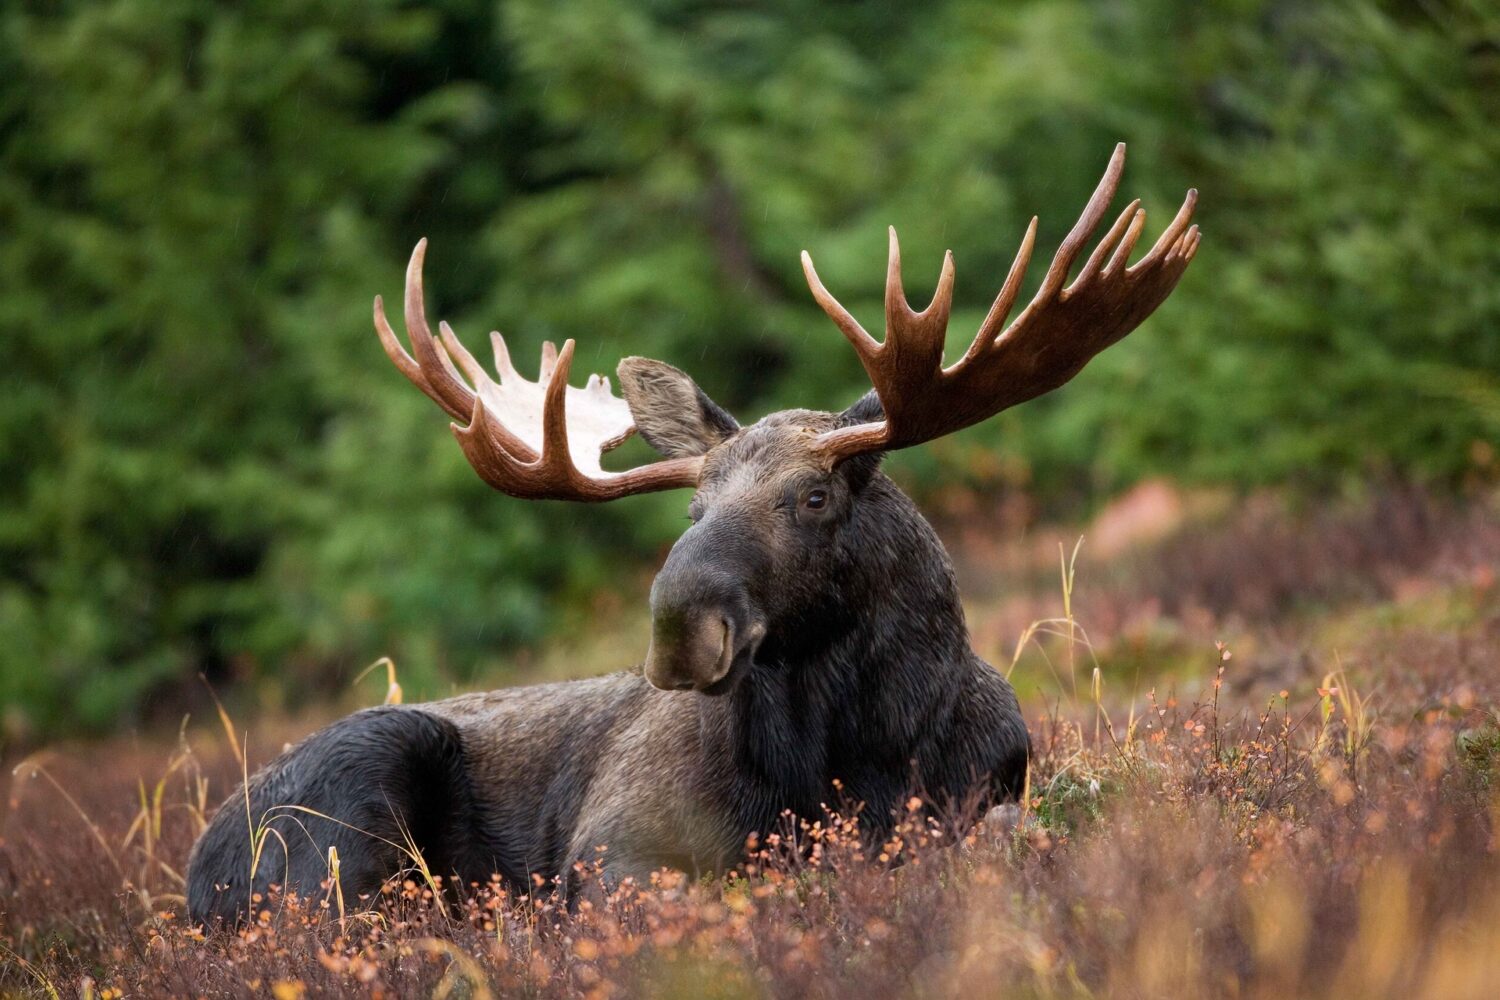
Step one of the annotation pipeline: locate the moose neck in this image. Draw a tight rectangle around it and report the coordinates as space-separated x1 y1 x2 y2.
714 473 972 812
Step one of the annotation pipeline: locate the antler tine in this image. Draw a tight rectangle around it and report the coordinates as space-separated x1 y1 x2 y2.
1036 141 1127 302
432 324 475 394
1186 226 1202 259
1072 198 1142 291
438 320 487 387
808 142 1200 465
373 274 470 423
963 216 1038 364
378 239 705 502
490 331 520 381
801 251 880 361
883 227 906 329
373 294 447 410
884 227 955 363
1104 208 1148 276
540 339 578 472
401 239 478 422
1130 188 1199 274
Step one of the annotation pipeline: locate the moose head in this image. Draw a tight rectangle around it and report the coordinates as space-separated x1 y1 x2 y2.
374 143 1199 695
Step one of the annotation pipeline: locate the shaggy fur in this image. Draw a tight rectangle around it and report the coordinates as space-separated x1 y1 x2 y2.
187 377 1029 925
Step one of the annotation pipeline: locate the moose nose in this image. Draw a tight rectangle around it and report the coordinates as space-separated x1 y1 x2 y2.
645 514 766 692
644 611 734 692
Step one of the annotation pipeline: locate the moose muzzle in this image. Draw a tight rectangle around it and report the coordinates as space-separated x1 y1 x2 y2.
643 523 766 693
644 608 738 692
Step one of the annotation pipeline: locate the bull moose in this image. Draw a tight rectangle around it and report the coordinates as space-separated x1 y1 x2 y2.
187 143 1199 924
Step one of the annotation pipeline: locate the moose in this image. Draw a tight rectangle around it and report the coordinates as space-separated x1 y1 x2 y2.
187 144 1199 924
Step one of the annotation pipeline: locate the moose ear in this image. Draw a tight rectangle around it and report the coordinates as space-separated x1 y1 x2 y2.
616 357 739 458
838 389 885 427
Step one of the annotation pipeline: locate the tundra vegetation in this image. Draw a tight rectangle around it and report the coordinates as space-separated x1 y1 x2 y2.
3 488 1499 997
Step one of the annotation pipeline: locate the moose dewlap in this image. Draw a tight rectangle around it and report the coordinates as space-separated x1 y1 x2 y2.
186 143 1198 925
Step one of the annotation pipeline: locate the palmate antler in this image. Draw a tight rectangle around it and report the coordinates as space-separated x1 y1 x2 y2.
374 240 703 500
378 144 1198 500
801 142 1200 464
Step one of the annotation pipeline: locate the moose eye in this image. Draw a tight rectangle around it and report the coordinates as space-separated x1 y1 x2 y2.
803 488 828 512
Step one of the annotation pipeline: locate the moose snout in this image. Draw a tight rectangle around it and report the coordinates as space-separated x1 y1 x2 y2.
645 517 769 693
644 609 736 692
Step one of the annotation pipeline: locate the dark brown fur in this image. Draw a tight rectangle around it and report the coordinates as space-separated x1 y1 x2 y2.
187 376 1029 925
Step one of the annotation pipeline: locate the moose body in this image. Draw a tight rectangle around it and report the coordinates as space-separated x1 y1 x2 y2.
187 144 1198 925
187 414 1029 924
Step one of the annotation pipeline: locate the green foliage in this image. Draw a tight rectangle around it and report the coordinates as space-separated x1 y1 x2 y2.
1 0 1496 739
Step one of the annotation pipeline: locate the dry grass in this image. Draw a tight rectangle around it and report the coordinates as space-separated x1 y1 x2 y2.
3 490 1499 998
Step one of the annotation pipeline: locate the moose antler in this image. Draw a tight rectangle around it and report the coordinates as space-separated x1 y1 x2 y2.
374 240 704 500
801 142 1200 463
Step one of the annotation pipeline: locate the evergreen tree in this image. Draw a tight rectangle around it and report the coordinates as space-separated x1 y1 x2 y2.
2 0 1495 742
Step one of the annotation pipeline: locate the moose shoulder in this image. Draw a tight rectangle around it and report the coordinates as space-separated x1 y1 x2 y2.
187 143 1199 925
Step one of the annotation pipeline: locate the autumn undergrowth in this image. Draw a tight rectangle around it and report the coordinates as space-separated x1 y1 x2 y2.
3 499 1500 999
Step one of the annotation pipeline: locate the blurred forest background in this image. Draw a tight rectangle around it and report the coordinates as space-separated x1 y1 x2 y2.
1 0 1496 744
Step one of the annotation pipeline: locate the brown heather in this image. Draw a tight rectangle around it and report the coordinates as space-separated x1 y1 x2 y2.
3 489 1499 999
